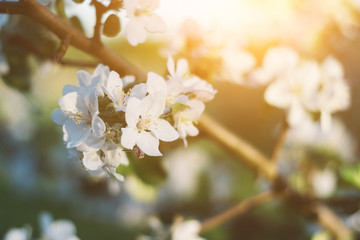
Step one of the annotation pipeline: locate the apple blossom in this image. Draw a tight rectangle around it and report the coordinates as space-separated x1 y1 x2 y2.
171 219 205 240
121 95 179 156
124 0 166 46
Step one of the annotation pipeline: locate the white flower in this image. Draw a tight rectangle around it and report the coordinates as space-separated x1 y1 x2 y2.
3 227 30 240
264 61 319 127
182 76 217 102
171 219 205 240
174 99 205 147
121 95 179 156
250 46 299 86
103 71 147 112
124 0 166 46
64 64 110 97
310 169 336 198
52 91 105 151
306 56 350 132
82 142 129 181
39 212 80 240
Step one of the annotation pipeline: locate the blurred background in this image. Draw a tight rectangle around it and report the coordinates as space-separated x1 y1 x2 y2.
0 0 360 239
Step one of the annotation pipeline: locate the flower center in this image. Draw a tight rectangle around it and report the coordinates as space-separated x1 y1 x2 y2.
137 115 153 131
68 111 91 125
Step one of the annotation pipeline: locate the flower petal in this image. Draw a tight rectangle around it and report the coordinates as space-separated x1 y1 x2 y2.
51 109 67 126
77 70 92 87
150 118 179 142
176 58 189 77
92 115 106 136
137 131 162 156
63 84 79 95
121 127 138 150
167 55 175 77
125 18 147 46
125 97 142 127
143 14 166 33
83 152 104 171
63 119 91 148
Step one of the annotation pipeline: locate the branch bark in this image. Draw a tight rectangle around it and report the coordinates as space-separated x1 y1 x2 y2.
200 191 275 234
0 0 146 80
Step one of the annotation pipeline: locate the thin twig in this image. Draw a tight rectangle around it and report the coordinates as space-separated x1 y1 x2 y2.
0 0 146 80
198 113 353 239
270 119 289 163
200 191 275 234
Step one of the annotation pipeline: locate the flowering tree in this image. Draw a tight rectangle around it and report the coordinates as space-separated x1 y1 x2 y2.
0 0 359 239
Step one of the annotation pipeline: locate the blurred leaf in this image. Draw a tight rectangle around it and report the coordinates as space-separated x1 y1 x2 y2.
2 54 33 92
70 16 85 33
341 163 360 188
116 161 132 177
102 14 121 38
128 152 167 186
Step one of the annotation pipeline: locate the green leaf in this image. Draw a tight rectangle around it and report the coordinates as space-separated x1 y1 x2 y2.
69 16 85 33
116 162 131 177
341 164 360 188
102 14 121 38
170 103 190 114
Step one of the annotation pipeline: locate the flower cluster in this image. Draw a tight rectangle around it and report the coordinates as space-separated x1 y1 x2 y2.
52 57 216 181
4 212 79 240
260 49 350 132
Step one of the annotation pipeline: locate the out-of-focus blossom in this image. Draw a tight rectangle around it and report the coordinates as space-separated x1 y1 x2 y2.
310 169 336 198
264 61 318 127
3 227 30 240
39 212 80 240
124 0 166 46
171 219 205 240
250 46 299 86
305 56 350 133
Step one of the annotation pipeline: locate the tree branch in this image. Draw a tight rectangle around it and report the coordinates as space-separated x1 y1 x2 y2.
200 191 275 234
0 0 146 80
198 114 353 239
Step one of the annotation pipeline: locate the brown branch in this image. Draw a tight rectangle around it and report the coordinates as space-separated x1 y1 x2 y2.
0 0 146 80
200 191 275 234
198 114 353 239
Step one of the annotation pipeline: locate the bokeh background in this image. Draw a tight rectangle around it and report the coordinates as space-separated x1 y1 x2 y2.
0 0 360 239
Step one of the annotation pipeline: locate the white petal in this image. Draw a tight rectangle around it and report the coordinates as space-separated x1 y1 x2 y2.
143 14 166 33
176 58 189 77
83 152 104 171
122 75 136 87
146 72 167 96
121 127 138 150
77 70 92 87
137 131 162 156
77 134 105 152
150 118 179 141
125 19 147 46
124 0 137 17
287 99 308 127
146 95 165 118
92 115 106 136
185 123 199 137
58 92 80 114
51 109 67 126
129 83 147 100
320 111 332 134
264 80 292 108
125 97 142 127
63 119 91 148
167 55 175 76
63 84 79 95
